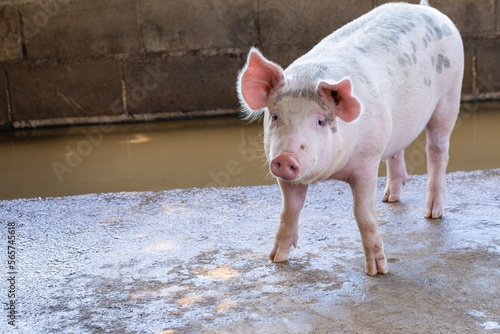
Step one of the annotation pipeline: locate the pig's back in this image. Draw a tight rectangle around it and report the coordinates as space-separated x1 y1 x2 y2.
299 2 464 158
309 2 463 94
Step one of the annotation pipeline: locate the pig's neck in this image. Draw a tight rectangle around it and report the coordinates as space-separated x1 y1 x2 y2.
326 121 362 182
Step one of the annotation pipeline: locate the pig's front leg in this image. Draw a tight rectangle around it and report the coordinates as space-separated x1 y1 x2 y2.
349 171 388 276
269 180 308 262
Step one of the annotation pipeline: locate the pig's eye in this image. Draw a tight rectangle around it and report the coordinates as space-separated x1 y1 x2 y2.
272 114 278 121
317 119 326 127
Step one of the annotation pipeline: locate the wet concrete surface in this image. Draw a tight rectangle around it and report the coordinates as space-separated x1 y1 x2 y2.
1 169 499 333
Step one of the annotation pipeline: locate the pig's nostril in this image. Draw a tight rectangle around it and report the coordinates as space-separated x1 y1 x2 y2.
270 154 300 180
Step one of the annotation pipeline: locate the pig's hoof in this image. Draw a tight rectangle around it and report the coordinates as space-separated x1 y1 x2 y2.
425 206 443 219
425 194 444 218
270 251 289 263
365 256 389 276
381 180 405 203
269 242 295 263
270 223 298 262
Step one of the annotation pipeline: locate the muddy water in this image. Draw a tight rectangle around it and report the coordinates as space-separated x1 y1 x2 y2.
0 102 499 200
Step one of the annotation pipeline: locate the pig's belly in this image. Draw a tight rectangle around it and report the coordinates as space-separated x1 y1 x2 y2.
379 58 456 161
382 129 424 161
381 103 435 161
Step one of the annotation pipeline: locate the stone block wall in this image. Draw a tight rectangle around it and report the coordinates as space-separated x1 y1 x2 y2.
0 0 499 129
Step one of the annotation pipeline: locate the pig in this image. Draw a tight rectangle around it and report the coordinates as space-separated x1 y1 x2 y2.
236 0 464 275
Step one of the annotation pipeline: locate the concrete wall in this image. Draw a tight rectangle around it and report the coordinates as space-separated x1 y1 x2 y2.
0 0 499 129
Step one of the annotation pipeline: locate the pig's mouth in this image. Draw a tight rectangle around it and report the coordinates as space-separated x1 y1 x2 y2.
269 153 320 184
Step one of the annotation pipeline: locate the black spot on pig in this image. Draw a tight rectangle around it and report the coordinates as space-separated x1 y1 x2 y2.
382 33 400 46
397 23 414 35
442 24 453 37
398 55 406 67
325 112 334 124
421 13 434 27
274 88 327 110
435 54 450 74
426 26 434 38
434 26 443 40
380 42 391 53
421 12 452 42
287 63 329 82
436 61 442 74
356 47 368 54
403 53 412 66
443 56 450 69
325 114 338 133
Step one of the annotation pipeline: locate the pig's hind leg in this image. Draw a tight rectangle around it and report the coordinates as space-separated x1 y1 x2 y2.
382 150 408 203
424 88 460 218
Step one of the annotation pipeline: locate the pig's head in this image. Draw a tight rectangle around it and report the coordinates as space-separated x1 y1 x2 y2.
237 48 362 184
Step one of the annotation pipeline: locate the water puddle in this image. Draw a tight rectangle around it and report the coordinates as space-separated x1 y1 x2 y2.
0 102 499 200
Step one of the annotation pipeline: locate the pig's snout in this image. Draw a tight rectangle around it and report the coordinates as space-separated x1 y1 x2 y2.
271 154 300 180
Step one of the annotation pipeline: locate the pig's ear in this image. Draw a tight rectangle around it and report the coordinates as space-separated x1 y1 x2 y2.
317 78 361 123
237 48 284 111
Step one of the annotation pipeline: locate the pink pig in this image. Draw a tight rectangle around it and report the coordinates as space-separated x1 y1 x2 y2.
237 1 464 275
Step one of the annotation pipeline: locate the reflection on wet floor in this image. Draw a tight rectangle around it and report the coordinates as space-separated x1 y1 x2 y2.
0 102 499 200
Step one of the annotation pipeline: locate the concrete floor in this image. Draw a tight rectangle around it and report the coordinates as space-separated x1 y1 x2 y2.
1 169 499 333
